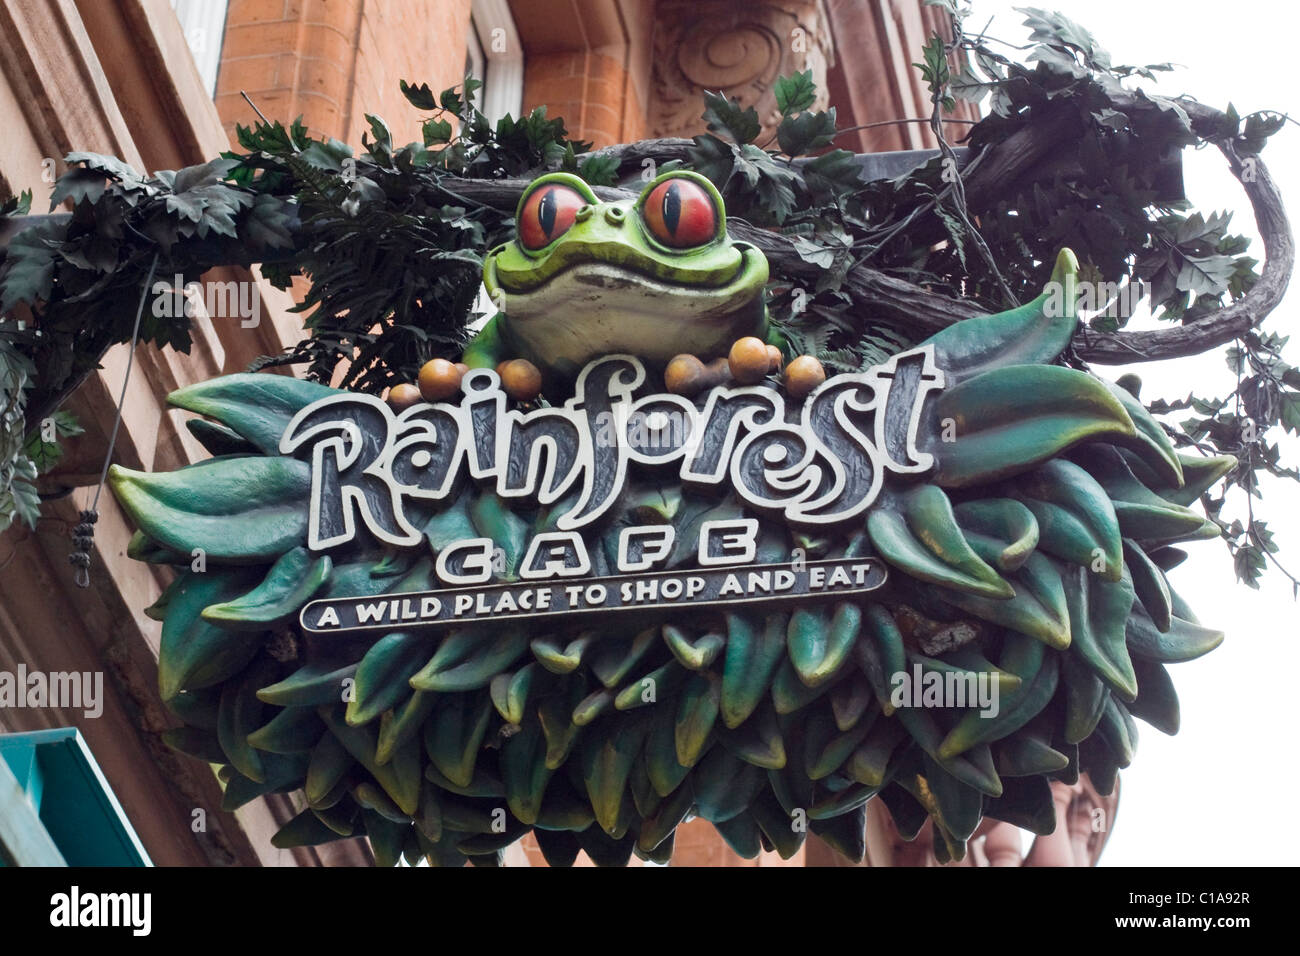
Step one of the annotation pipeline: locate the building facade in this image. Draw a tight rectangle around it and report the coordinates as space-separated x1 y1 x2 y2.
0 0 1108 866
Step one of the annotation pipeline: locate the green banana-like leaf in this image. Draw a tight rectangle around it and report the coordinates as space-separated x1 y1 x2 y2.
421 495 478 552
218 660 276 782
983 774 1056 835
1012 458 1123 581
663 624 726 671
186 418 258 457
925 364 1137 487
952 498 1039 571
720 612 786 728
110 457 310 562
1077 447 1209 544
923 249 1079 382
347 631 434 726
1124 539 1172 632
937 544 1071 649
856 604 907 715
809 804 868 862
202 546 331 627
1061 648 1108 744
1094 694 1138 768
589 627 657 687
1101 380 1183 488
919 753 984 841
721 700 787 769
788 603 859 687
846 717 906 788
1126 606 1224 663
304 732 354 807
582 713 648 834
422 691 494 788
911 647 1022 697
246 705 324 754
937 641 1059 761
257 660 358 708
319 706 421 816
694 746 763 822
158 568 263 700
675 673 721 767
830 673 876 731
469 491 528 579
501 720 552 825
409 625 529 692
805 712 873 780
162 726 226 763
1060 563 1138 701
868 486 1013 599
169 372 337 454
272 808 351 849
994 730 1069 777
490 663 552 725
377 691 437 765
1128 657 1180 735
1161 452 1238 507
892 705 1003 797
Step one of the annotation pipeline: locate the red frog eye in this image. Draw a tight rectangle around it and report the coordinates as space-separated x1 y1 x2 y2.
642 177 718 248
518 184 586 250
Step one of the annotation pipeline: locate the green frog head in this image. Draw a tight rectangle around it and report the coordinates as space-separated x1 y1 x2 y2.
467 170 770 376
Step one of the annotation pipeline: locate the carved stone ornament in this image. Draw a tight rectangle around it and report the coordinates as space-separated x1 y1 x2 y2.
650 0 833 141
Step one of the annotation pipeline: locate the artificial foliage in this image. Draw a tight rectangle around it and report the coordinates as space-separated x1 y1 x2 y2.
109 251 1230 865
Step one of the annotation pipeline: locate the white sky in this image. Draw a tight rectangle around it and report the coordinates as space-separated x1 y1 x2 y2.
964 0 1300 865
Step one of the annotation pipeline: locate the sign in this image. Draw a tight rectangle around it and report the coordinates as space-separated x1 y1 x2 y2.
275 347 943 626
301 558 888 633
280 347 944 551
108 238 1226 867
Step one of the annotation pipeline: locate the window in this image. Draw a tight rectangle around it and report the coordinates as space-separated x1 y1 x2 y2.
170 0 229 97
467 0 523 126
467 0 525 329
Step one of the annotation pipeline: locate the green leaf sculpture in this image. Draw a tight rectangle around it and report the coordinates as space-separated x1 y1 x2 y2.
112 249 1228 867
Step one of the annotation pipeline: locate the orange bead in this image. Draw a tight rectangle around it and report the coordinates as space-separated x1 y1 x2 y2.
665 354 707 396
387 382 422 410
728 336 772 385
500 359 543 402
418 358 464 402
783 355 826 400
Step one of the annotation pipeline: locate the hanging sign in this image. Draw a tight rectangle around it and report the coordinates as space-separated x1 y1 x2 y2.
279 347 942 629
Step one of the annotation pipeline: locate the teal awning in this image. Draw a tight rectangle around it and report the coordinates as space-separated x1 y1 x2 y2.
0 728 151 866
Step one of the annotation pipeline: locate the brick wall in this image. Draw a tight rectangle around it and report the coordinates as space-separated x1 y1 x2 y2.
509 0 655 150
217 0 474 147
522 49 647 148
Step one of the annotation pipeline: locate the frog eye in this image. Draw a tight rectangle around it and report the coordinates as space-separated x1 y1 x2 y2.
519 183 586 250
641 177 718 248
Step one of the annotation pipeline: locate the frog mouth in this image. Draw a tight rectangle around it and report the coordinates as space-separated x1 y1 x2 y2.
487 242 768 301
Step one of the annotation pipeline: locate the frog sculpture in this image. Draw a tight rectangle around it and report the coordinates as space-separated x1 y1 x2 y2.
389 169 824 408
466 170 779 377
